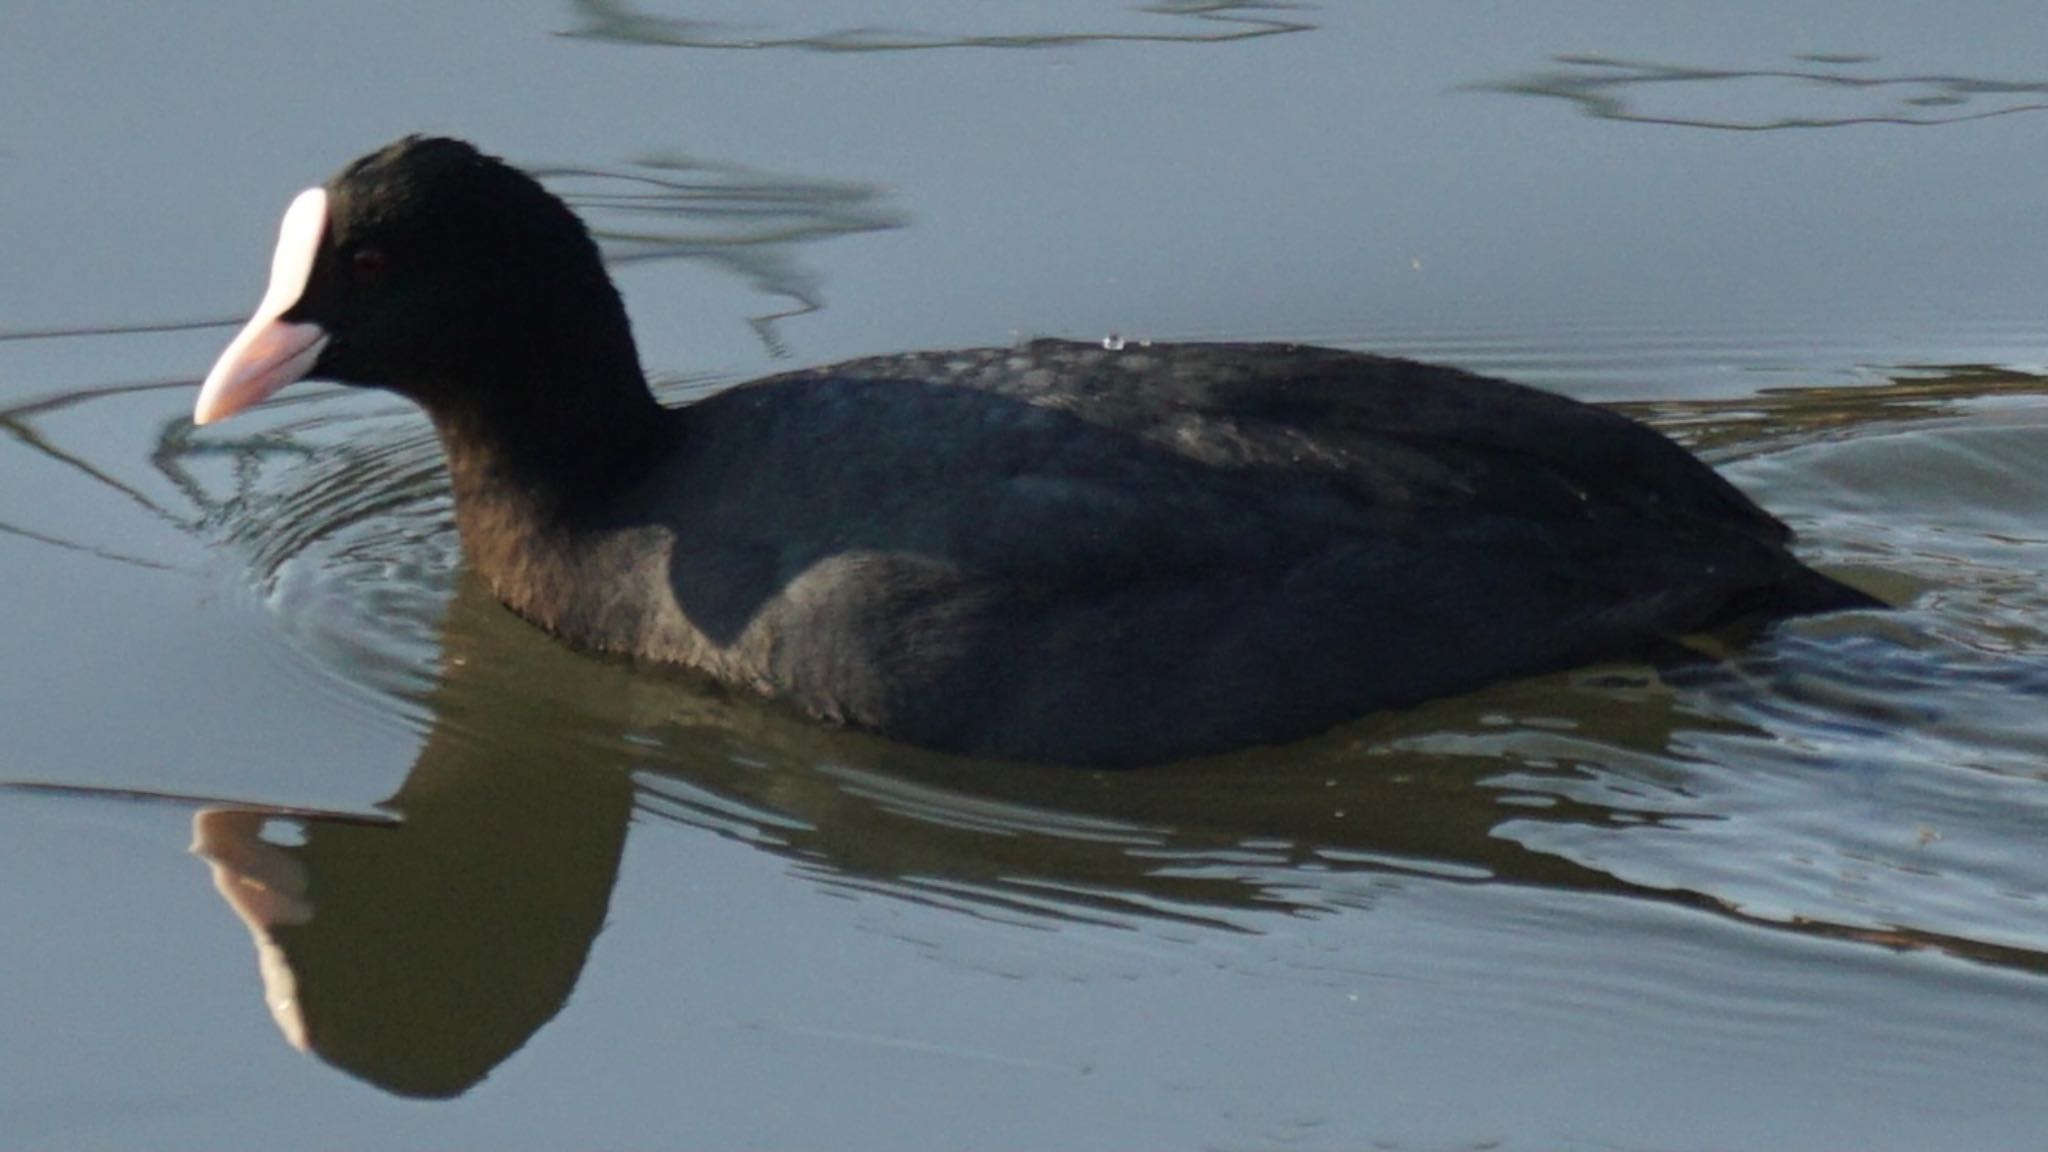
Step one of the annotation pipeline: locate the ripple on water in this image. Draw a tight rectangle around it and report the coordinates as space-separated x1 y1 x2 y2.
203 400 457 739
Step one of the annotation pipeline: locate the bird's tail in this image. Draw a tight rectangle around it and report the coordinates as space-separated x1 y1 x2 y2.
1725 564 1884 623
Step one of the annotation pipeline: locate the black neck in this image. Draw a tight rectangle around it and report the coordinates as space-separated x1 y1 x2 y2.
434 375 667 510
422 335 675 603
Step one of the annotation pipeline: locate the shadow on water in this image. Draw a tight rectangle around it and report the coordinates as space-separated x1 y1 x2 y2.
1474 54 2048 130
561 0 1316 53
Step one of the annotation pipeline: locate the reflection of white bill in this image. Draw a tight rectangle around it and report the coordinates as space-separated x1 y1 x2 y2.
183 734 634 1101
192 808 315 1051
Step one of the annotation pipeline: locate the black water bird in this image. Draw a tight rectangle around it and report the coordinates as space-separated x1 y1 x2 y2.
197 136 1875 766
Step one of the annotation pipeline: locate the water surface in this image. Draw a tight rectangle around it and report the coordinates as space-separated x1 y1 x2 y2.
5 4 2048 1149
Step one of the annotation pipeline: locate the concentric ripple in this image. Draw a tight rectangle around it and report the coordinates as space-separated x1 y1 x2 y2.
193 394 460 737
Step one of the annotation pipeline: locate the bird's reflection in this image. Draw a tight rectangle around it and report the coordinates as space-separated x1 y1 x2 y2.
184 548 2048 1098
192 586 637 1096
186 564 1652 1095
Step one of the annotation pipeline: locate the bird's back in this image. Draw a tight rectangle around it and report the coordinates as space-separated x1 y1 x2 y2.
559 341 1860 765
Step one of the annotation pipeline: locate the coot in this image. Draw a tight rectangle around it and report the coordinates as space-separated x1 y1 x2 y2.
196 137 1875 767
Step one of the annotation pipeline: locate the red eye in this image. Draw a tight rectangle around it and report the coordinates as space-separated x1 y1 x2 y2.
352 249 389 280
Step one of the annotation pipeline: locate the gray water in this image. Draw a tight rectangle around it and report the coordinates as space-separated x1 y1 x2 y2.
5 4 2048 1149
